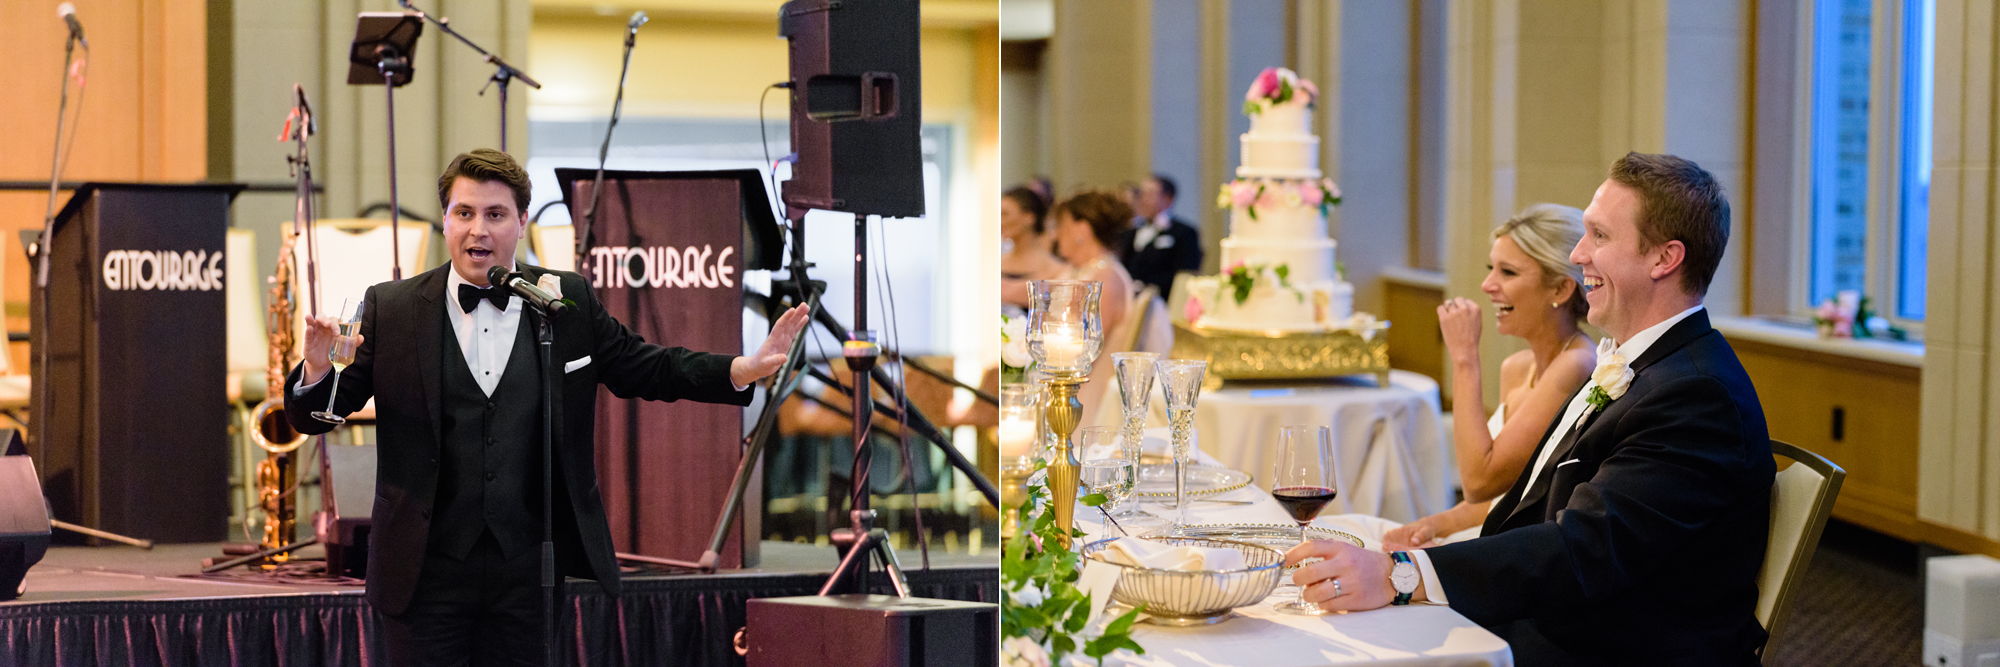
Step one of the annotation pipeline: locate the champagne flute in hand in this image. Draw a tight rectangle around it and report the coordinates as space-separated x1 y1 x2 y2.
311 299 364 424
1270 424 1337 615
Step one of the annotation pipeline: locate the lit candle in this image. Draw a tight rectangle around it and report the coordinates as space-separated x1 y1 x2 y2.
999 415 1037 457
1041 329 1086 367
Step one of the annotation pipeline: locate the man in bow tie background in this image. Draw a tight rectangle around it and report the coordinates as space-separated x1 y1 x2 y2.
1286 152 1774 666
284 148 808 666
1118 173 1203 296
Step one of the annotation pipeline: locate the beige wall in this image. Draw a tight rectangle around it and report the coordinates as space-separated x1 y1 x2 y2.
1444 0 1748 405
1921 0 2000 550
1043 0 1151 195
0 0 209 371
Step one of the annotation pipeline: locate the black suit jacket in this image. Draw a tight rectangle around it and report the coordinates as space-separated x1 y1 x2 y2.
1118 217 1203 296
1426 310 1774 666
284 264 751 615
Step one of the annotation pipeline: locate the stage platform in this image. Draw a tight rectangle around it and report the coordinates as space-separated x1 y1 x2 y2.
2 541 996 666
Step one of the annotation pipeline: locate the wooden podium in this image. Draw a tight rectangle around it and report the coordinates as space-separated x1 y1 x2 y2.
31 183 242 544
556 168 781 569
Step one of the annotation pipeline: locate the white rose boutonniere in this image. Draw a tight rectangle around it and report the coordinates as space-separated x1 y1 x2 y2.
537 274 564 300
1584 338 1632 411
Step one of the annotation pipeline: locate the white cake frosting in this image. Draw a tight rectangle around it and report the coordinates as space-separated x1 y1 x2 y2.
1188 67 1354 333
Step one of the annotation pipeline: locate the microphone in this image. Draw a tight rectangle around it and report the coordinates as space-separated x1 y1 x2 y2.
58 2 87 49
487 266 569 317
628 10 649 31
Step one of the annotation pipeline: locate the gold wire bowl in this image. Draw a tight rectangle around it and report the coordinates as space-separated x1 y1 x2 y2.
1081 536 1284 626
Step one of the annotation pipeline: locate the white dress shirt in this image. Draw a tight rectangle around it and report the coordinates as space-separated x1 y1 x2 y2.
443 268 525 397
1413 304 1705 605
296 268 524 399
1130 212 1172 250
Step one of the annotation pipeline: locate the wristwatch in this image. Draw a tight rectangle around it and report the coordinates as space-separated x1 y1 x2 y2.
1389 551 1419 606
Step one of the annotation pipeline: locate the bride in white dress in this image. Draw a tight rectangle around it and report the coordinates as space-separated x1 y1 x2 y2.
1379 204 1597 550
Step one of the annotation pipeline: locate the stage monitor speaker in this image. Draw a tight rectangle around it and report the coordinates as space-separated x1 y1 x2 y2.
779 0 923 220
1 443 51 601
744 595 997 667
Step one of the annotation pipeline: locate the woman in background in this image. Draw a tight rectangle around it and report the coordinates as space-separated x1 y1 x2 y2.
1001 186 1067 310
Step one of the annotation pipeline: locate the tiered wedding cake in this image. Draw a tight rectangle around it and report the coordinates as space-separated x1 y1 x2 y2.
1185 67 1353 333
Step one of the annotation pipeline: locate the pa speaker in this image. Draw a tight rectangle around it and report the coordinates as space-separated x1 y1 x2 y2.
1 435 51 600
779 0 923 220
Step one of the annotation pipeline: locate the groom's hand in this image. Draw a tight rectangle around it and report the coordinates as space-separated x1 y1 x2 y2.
731 303 810 387
1284 540 1403 612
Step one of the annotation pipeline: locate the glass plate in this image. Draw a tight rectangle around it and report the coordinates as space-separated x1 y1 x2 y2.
1132 464 1252 498
1168 523 1365 549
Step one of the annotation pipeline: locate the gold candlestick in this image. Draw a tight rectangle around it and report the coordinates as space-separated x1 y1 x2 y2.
1042 371 1086 549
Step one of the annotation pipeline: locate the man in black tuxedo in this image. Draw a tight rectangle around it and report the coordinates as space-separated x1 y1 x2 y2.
1118 173 1203 296
284 149 808 666
1287 153 1773 666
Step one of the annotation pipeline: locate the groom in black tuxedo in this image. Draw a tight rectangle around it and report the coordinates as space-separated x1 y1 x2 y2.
284 148 808 666
1287 153 1773 666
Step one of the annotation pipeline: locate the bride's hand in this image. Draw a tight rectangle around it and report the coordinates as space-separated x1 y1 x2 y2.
1437 297 1483 365
1382 518 1439 552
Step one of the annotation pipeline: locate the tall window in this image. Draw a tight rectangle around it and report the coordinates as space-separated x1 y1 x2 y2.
1895 0 1933 321
1805 0 1932 326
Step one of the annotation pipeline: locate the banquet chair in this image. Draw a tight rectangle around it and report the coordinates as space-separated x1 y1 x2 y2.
1756 439 1846 663
294 219 432 432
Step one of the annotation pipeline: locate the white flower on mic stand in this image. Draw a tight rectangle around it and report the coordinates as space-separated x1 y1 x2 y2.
537 274 563 300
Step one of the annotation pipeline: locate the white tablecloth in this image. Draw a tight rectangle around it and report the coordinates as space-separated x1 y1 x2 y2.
1191 370 1453 524
1072 469 1511 667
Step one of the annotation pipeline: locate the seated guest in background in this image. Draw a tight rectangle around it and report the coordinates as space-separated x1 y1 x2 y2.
1118 173 1203 297
1053 190 1136 422
1382 204 1595 550
1001 186 1068 310
1288 153 1773 666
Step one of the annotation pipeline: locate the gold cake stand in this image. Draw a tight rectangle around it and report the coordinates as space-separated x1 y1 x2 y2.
1169 320 1391 390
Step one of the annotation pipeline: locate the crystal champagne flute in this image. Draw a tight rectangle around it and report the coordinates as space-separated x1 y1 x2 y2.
310 299 364 425
1154 359 1207 526
1110 352 1159 519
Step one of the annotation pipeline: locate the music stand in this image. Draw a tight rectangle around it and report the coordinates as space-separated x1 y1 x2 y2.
347 13 422 281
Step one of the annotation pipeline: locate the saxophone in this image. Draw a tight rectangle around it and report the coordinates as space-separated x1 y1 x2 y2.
247 212 308 564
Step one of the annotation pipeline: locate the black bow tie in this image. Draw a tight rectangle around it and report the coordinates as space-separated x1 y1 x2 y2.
457 284 511 314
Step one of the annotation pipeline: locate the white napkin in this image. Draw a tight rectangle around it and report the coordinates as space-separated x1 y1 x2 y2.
1096 537 1246 571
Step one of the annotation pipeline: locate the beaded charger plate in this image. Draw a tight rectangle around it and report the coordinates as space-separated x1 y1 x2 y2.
1169 523 1364 549
1132 464 1252 499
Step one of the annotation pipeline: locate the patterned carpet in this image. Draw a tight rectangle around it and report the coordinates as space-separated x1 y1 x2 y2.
1766 520 1925 666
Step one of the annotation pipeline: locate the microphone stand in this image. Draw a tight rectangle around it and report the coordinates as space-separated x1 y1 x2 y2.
32 20 81 486
531 299 560 667
396 0 541 153
574 17 642 283
378 45 408 281
29 24 147 550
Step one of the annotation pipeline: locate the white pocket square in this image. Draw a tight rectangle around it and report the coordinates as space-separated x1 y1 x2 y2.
564 356 591 373
1556 459 1582 469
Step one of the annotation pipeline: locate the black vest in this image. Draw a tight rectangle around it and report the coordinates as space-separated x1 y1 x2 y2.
430 307 544 560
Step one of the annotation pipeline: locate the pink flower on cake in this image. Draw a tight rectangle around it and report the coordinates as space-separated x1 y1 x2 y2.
1229 181 1260 207
1301 183 1324 206
1299 78 1318 104
1248 68 1280 101
1321 178 1341 200
1184 294 1205 324
1225 259 1246 274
